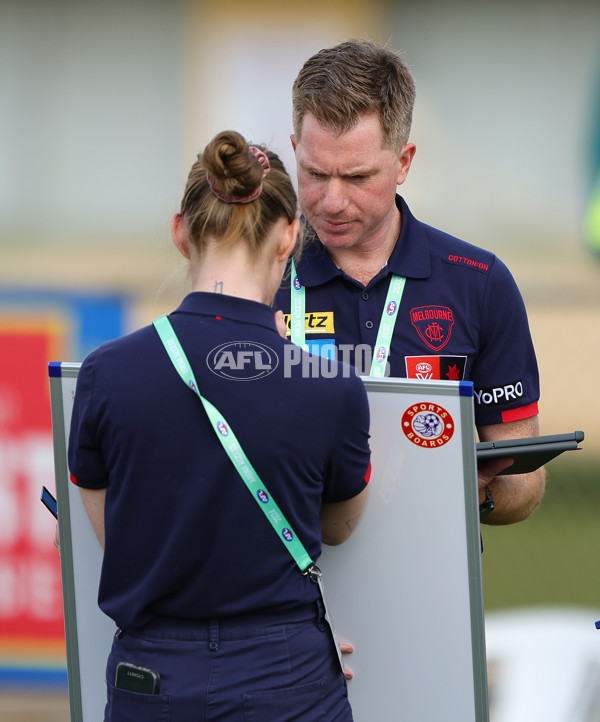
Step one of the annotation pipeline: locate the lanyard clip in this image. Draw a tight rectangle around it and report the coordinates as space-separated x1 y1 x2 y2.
302 564 322 583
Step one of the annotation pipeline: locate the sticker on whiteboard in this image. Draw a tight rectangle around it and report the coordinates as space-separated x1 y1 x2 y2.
401 403 455 448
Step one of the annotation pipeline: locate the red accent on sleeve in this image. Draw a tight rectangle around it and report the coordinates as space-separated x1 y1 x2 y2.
364 462 372 484
501 401 539 423
70 473 79 486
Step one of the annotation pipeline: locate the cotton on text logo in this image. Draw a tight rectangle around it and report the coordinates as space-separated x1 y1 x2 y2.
447 255 490 271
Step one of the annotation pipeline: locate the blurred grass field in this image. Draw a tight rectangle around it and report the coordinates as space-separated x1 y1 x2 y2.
482 456 600 611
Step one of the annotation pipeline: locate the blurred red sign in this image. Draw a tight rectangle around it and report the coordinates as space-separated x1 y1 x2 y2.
0 319 67 661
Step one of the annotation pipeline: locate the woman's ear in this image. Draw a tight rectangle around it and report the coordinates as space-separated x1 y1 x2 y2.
276 218 300 262
171 213 191 259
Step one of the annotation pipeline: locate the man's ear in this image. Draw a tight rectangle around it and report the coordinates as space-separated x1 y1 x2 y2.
171 214 191 259
290 134 297 152
396 143 417 186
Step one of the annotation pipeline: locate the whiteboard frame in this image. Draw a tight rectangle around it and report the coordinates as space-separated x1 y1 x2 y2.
49 363 488 722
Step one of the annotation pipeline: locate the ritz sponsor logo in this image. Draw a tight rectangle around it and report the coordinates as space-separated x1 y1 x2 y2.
207 341 279 381
401 402 455 448
283 311 335 335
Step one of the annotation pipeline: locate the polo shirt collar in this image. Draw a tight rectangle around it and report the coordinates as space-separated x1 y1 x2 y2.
175 292 278 332
387 196 430 279
296 195 431 287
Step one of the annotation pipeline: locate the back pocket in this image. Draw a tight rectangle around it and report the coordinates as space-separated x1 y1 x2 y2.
243 677 328 722
106 683 171 722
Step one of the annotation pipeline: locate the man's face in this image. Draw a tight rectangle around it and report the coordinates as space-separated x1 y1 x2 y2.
292 113 414 253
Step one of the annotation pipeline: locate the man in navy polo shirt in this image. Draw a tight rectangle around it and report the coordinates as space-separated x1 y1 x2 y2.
274 39 546 524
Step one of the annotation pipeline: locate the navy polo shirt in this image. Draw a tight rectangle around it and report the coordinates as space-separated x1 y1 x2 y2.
68 292 370 631
274 195 540 427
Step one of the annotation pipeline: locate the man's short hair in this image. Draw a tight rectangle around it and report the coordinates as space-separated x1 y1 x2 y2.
292 39 416 153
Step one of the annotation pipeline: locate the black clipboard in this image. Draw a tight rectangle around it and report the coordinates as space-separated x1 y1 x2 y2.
476 431 584 475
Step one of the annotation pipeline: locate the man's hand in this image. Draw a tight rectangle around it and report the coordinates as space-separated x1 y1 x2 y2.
477 456 514 496
477 416 546 524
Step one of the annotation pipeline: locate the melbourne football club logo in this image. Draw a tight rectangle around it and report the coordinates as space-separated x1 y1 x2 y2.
410 306 455 351
401 402 455 448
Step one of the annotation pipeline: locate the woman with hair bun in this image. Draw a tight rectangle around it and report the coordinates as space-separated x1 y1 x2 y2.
68 130 371 721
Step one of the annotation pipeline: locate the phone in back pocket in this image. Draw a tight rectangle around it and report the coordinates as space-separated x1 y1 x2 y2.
115 661 160 695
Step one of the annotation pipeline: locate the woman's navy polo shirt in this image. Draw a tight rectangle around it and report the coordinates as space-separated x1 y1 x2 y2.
68 293 371 631
274 196 540 427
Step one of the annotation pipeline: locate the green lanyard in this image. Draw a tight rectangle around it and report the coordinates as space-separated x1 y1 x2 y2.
369 274 406 377
290 259 307 349
153 314 315 576
289 264 406 377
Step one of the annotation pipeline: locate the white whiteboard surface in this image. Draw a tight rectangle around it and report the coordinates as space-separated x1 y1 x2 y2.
49 364 487 722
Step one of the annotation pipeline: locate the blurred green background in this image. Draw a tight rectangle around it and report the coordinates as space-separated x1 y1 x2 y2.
483 458 600 611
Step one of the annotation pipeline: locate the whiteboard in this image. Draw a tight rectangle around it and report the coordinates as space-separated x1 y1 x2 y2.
320 377 487 720
49 363 487 722
48 363 116 722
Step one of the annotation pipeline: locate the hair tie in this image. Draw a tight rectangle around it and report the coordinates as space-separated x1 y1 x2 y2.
207 145 271 204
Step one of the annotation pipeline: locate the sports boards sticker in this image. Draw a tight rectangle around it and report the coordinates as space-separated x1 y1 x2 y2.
401 402 455 448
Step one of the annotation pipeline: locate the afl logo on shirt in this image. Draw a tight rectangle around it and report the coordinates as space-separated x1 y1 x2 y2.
257 489 269 504
401 402 455 448
217 421 229 436
293 276 302 290
207 341 279 381
376 346 387 364
416 362 432 376
405 355 467 382
282 528 294 542
386 301 397 316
